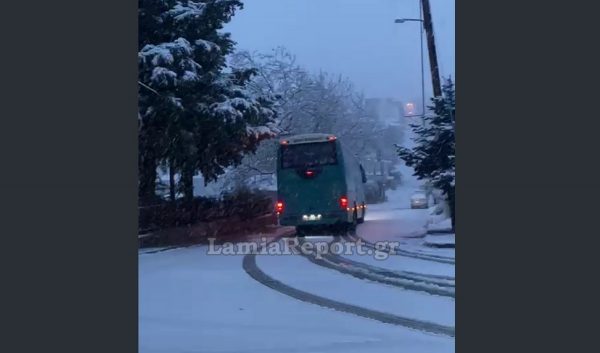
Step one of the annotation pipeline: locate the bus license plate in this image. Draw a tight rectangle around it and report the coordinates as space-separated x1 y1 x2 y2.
302 214 322 221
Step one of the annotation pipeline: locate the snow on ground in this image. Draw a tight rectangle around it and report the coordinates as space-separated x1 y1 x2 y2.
256 249 455 327
358 207 429 241
341 249 455 278
347 161 455 272
360 161 429 242
139 247 453 353
139 161 455 353
428 206 451 226
428 218 453 233
392 236 456 259
358 188 432 248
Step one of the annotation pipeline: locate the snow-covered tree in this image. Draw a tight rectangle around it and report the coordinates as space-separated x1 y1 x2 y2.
138 0 278 204
397 78 455 229
224 47 381 188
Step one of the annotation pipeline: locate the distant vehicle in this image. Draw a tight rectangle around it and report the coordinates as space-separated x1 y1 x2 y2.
410 191 429 209
276 133 367 235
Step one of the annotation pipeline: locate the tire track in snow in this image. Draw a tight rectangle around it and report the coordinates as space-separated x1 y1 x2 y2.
335 237 455 282
242 237 455 337
296 239 455 298
348 234 455 265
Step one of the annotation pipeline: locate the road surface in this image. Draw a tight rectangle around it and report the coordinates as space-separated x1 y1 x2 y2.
139 164 455 353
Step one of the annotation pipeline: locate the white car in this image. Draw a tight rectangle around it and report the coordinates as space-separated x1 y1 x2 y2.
410 192 429 209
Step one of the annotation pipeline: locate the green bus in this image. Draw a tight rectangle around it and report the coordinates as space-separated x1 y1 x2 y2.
275 133 367 234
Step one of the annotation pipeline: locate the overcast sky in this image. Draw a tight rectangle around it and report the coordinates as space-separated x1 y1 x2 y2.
225 0 455 103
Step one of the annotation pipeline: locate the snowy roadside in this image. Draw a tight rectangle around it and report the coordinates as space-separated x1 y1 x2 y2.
138 225 295 255
356 160 456 253
345 199 453 252
427 218 452 232
424 217 455 248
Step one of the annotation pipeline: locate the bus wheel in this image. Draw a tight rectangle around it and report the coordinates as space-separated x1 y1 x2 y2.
357 202 366 224
346 206 358 235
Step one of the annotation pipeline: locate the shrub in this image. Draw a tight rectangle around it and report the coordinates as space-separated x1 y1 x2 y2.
138 189 273 233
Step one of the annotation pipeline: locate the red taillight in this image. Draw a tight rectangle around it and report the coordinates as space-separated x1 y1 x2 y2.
339 196 348 210
327 135 337 141
275 201 284 214
305 170 314 177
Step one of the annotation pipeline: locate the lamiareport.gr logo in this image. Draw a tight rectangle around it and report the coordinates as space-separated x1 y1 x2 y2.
206 237 399 260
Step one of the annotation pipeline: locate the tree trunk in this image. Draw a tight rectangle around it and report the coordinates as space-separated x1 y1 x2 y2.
180 164 195 223
447 187 455 231
138 151 158 206
169 160 176 203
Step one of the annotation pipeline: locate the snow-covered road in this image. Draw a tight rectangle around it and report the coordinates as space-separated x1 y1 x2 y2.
140 248 454 353
139 163 455 353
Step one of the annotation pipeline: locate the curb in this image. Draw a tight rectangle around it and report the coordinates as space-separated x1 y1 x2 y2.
424 233 455 249
425 243 455 249
426 229 454 235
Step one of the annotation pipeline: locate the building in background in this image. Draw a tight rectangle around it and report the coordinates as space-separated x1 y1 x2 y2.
365 98 404 127
360 98 407 191
364 98 406 161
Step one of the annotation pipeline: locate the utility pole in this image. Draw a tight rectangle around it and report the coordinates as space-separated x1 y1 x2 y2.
421 0 442 98
419 6 426 117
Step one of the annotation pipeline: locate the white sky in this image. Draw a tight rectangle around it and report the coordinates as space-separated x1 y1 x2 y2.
225 0 455 103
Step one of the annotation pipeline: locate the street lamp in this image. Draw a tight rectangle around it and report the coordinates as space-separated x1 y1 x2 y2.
394 16 426 120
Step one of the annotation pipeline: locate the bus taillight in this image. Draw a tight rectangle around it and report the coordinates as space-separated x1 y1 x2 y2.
339 196 348 210
275 201 285 214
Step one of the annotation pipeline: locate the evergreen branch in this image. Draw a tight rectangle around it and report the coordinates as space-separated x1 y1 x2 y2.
138 81 161 97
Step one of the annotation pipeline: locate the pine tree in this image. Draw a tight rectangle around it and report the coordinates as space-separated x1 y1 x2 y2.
138 0 278 206
397 77 455 229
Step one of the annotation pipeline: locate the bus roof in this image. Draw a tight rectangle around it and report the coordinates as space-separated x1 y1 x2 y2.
280 133 336 145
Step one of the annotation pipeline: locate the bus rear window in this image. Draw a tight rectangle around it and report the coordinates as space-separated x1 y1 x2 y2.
281 142 337 169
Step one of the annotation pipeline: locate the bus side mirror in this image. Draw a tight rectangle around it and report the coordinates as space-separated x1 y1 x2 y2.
360 165 367 183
